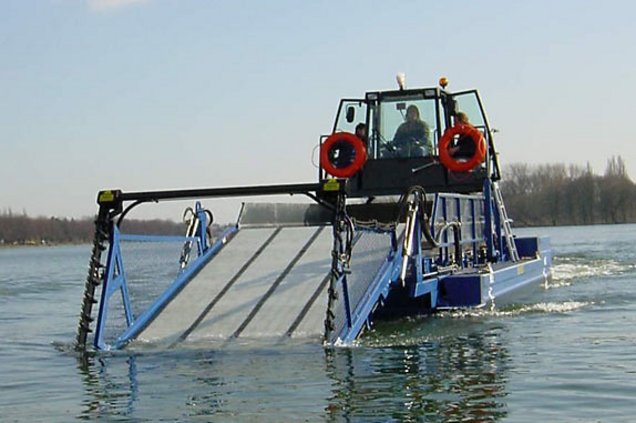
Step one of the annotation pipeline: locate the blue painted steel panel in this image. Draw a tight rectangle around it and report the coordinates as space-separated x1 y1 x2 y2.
487 257 549 302
515 237 539 258
437 274 482 308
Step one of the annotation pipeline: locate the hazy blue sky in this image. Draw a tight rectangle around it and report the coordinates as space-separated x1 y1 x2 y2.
2 0 634 223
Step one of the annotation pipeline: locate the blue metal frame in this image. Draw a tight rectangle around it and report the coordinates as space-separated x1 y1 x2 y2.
483 179 518 263
193 201 210 252
331 181 554 343
483 179 497 261
111 226 235 349
94 225 134 350
93 214 237 350
430 192 485 267
406 217 439 307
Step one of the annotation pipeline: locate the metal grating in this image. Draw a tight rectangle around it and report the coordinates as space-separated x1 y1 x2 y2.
331 227 394 342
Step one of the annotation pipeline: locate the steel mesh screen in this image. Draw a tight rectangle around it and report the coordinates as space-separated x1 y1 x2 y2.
332 227 393 342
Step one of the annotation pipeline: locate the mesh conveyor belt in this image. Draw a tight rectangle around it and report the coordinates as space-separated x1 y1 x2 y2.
137 226 333 344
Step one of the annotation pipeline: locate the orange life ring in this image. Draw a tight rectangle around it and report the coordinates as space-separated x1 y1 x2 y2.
438 124 486 172
320 132 367 178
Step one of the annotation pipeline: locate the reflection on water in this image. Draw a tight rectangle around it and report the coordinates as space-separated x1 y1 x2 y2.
76 352 139 421
75 324 510 422
325 327 509 422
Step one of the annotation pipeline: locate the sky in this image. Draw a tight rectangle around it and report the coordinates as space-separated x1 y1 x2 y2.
2 0 635 223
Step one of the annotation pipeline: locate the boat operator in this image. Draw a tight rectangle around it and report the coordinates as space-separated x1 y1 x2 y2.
392 104 432 157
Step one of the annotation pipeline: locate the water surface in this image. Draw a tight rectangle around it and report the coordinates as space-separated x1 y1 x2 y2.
1 224 635 421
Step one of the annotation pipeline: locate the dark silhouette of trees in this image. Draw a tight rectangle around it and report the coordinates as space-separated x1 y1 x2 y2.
0 213 194 245
0 210 233 246
500 156 636 226
599 156 633 223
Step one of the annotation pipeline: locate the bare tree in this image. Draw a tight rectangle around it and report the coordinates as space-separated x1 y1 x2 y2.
500 157 634 226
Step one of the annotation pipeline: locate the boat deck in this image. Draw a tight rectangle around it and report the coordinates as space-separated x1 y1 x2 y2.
137 225 334 345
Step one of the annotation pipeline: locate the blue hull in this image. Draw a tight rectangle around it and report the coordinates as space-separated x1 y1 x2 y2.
437 236 552 309
334 234 552 344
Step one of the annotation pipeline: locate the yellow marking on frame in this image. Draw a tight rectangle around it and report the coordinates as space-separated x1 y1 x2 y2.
323 179 341 192
98 191 115 203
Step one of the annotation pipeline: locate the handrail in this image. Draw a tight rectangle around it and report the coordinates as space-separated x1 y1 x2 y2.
430 192 485 267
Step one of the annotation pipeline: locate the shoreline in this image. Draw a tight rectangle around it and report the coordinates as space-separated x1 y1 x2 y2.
0 241 89 249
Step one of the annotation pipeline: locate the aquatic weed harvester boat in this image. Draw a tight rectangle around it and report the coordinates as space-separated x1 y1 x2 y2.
76 77 552 351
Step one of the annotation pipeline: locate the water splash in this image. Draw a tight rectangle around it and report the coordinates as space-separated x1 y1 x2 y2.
497 301 592 316
550 256 633 288
439 300 592 319
362 300 593 348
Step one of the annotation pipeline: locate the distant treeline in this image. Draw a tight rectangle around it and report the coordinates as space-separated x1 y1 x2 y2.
0 213 228 246
500 156 636 226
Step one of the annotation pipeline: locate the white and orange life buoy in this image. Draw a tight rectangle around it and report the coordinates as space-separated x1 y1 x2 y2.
320 132 367 178
438 124 486 172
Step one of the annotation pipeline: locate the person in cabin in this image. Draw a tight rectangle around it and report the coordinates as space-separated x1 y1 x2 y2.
392 104 432 157
449 111 477 159
354 122 368 145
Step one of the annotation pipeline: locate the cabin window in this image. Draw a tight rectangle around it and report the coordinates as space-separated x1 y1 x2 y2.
333 100 367 134
370 95 438 159
451 91 486 129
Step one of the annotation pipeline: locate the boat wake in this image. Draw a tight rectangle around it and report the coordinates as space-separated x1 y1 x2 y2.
439 300 592 319
360 300 593 347
550 255 634 288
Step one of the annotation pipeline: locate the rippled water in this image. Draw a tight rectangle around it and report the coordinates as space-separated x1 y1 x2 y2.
1 224 635 422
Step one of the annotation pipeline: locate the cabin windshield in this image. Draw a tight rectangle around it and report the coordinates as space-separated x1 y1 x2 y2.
368 92 440 160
